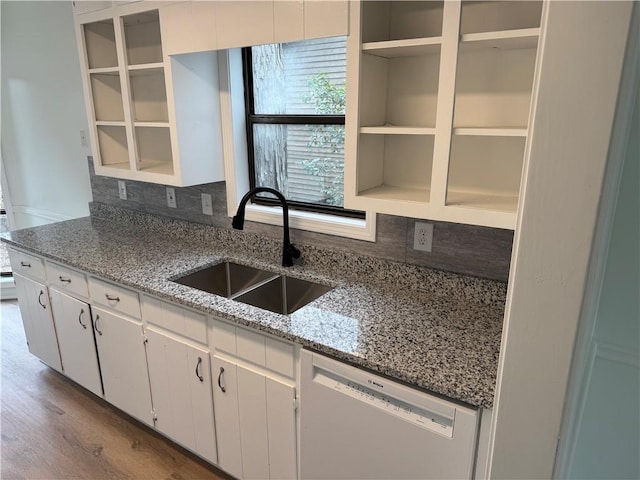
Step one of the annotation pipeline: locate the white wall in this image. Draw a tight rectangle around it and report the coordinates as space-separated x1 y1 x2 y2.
488 2 634 478
1 1 92 229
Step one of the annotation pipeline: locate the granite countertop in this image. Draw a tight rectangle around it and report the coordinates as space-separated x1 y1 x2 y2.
1 206 507 408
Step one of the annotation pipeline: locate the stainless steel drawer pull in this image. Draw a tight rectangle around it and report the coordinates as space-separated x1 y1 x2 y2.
217 367 226 392
78 308 87 329
20 261 31 268
105 293 120 302
59 276 72 283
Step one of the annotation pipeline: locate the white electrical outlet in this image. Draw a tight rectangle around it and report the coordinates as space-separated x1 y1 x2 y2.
80 130 89 148
118 180 127 200
166 187 177 208
201 193 213 215
413 222 433 252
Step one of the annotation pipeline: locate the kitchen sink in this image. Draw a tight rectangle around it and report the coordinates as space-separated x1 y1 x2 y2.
234 275 332 315
172 261 277 298
172 261 332 314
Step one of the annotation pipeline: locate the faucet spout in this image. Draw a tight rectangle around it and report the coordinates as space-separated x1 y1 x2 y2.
232 187 301 267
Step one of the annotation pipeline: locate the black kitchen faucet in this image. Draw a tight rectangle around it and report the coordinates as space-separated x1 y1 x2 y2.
232 187 301 267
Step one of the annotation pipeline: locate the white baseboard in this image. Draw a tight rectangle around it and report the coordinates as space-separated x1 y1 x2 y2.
1 276 17 300
12 206 74 229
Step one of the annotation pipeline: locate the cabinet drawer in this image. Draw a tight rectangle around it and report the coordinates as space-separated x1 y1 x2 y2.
89 277 141 319
46 262 89 298
142 295 207 344
212 319 295 379
8 249 46 281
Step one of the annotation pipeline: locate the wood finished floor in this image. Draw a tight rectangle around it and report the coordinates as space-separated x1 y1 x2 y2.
1 299 234 480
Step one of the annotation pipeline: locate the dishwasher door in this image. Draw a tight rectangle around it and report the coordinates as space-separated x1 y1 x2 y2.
300 350 479 480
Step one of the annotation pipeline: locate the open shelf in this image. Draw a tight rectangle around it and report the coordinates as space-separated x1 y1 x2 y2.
460 1 543 34
362 38 441 58
357 134 434 203
129 68 168 122
90 72 124 122
447 135 525 213
135 126 173 175
453 127 527 137
360 49 440 128
83 19 117 69
459 28 540 52
362 1 444 43
361 126 436 135
453 46 537 129
96 125 130 168
122 10 162 66
446 189 519 213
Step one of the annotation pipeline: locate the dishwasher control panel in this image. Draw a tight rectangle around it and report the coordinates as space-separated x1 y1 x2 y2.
315 370 455 438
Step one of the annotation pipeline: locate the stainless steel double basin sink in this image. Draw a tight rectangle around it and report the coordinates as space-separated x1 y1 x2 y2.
172 261 332 315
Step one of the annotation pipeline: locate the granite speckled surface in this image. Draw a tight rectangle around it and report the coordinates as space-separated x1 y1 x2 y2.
1 205 507 408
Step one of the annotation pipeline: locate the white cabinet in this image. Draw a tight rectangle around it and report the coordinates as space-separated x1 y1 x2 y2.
210 320 297 480
145 328 217 464
12 274 63 372
211 356 297 480
142 294 217 464
93 305 154 426
49 289 103 397
344 0 544 229
159 0 349 56
74 3 224 186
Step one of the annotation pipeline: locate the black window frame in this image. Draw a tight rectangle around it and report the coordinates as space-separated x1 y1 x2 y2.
242 46 364 220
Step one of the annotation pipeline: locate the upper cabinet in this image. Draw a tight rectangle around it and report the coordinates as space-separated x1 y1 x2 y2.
158 0 348 55
344 0 544 229
74 2 225 186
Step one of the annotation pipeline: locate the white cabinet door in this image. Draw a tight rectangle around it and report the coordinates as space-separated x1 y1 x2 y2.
146 329 217 464
93 306 153 426
212 355 297 480
265 377 297 480
49 289 102 397
211 356 243 479
13 274 62 371
214 1 275 50
237 366 270 480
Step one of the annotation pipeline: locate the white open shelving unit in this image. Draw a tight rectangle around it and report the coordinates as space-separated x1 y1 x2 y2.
345 0 544 229
75 3 225 186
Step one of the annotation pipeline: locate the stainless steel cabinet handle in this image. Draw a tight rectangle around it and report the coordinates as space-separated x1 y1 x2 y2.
78 308 87 329
195 357 204 382
59 276 72 284
94 314 103 336
217 367 226 392
38 290 46 309
105 293 120 302
20 261 31 268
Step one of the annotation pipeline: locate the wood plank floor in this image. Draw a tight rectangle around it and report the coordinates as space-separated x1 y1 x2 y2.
1 299 234 480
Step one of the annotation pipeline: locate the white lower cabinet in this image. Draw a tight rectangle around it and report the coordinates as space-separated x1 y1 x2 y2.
212 355 297 480
92 306 153 426
49 289 103 397
145 328 217 464
13 273 62 372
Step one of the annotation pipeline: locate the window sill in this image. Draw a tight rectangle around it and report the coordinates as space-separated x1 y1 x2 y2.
244 204 376 242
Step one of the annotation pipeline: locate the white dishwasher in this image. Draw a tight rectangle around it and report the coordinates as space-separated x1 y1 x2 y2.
300 350 479 480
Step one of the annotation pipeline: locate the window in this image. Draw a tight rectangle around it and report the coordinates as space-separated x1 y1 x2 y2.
243 36 363 219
